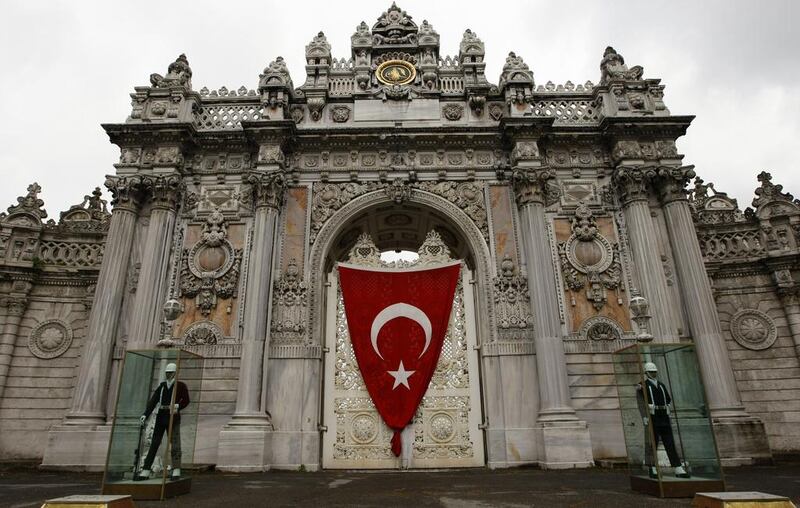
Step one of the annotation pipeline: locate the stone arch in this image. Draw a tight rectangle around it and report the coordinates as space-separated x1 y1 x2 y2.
307 188 497 350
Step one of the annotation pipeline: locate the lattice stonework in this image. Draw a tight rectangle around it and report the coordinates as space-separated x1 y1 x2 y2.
532 99 600 124
195 104 265 130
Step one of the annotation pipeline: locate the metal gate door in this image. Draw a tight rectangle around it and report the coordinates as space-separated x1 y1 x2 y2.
321 235 484 469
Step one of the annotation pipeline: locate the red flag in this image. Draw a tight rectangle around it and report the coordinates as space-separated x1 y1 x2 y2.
338 261 461 456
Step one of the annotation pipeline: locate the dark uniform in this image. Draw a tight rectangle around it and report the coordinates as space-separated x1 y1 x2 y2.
637 378 682 469
141 380 190 472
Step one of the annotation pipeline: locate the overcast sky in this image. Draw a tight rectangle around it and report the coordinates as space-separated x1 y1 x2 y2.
1 0 797 217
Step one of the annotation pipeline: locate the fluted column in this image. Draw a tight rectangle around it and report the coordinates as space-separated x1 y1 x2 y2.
230 170 286 422
613 162 679 341
0 296 28 401
63 176 143 426
127 175 182 349
513 168 576 421
659 166 748 416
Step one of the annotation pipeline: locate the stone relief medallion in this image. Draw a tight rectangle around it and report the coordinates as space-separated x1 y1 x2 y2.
730 309 777 350
564 233 614 274
187 238 236 280
28 319 73 359
350 413 378 444
428 412 456 443
183 320 222 345
375 60 416 86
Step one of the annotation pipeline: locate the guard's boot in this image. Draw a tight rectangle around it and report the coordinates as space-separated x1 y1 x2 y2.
171 468 181 478
649 466 658 478
675 465 690 478
134 469 151 481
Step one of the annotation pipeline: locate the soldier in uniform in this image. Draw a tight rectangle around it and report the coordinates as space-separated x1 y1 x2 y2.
637 362 689 478
135 362 190 480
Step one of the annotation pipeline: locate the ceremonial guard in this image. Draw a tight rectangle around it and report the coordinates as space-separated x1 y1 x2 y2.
637 362 689 478
135 363 190 480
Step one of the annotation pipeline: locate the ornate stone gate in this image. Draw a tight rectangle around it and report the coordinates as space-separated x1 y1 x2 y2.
322 232 485 468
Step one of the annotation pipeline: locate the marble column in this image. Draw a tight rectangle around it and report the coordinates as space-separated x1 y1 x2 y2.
63 177 143 426
127 175 182 349
0 296 28 401
613 164 679 341
41 176 144 469
217 168 286 471
659 165 771 464
511 141 593 468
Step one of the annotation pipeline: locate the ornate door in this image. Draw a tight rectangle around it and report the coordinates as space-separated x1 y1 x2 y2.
321 232 485 468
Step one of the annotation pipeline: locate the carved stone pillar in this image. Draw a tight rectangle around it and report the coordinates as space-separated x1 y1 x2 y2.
217 164 286 471
511 139 593 468
659 166 771 464
0 295 28 401
127 175 182 348
612 154 679 341
779 291 800 360
42 176 144 469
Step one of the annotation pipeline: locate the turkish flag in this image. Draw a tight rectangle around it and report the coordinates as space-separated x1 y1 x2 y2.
338 260 461 456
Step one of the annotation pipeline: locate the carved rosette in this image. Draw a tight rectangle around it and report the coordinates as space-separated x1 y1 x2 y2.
511 167 558 206
729 309 777 351
28 319 73 359
558 203 622 310
270 258 309 344
183 320 222 345
248 170 287 210
180 209 242 316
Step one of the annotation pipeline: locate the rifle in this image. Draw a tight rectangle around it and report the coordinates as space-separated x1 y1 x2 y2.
132 417 145 478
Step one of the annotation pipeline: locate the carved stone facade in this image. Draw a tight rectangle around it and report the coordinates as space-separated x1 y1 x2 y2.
1 4 790 472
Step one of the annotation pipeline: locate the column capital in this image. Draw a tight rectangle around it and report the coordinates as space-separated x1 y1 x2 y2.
611 164 658 206
248 170 287 210
143 174 184 210
657 165 696 205
104 175 148 212
511 167 556 206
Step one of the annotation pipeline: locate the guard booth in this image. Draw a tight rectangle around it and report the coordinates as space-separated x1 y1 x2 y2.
612 343 724 498
102 349 203 500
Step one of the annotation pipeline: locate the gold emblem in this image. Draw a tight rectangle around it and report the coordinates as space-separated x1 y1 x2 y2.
376 60 416 86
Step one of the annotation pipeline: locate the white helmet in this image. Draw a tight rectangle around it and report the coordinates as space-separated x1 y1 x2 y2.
644 362 658 373
165 362 177 373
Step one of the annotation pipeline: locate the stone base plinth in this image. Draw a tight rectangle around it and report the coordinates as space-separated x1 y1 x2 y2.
41 425 111 471
216 423 273 472
536 420 594 469
270 430 320 471
713 416 773 466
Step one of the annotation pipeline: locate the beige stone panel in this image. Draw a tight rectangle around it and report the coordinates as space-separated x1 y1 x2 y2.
488 184 518 267
281 187 308 272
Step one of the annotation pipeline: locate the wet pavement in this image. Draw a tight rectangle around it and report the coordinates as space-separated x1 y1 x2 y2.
2 461 799 508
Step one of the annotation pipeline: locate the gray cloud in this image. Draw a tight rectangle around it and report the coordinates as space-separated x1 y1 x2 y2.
1 0 797 214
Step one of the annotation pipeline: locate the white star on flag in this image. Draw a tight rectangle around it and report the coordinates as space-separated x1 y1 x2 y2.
387 360 415 390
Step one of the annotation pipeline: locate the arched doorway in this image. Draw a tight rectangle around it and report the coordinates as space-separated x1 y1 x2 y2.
310 193 491 469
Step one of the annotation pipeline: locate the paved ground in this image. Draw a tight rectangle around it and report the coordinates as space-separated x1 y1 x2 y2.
2 462 800 508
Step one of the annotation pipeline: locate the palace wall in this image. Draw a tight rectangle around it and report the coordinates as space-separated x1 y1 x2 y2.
1 4 797 469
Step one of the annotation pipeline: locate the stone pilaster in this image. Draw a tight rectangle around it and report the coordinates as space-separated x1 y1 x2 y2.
612 143 679 341
0 295 28 401
42 176 145 469
511 139 593 468
779 291 800 360
127 175 182 348
217 159 287 471
659 165 771 464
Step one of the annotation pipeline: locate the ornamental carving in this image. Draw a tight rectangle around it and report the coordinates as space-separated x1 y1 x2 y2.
730 309 777 351
28 319 73 359
56 187 111 232
248 170 287 209
330 105 351 123
180 209 242 316
493 255 533 341
558 203 622 310
599 46 643 84
442 103 464 121
511 168 560 207
578 316 623 341
271 258 309 345
752 171 796 210
612 165 658 205
5 182 47 222
150 54 193 89
183 320 222 345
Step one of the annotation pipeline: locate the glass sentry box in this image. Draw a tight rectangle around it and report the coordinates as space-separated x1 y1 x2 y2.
102 349 203 500
612 343 724 498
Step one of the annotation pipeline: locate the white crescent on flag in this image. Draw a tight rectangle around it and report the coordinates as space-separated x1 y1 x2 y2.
369 302 432 360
